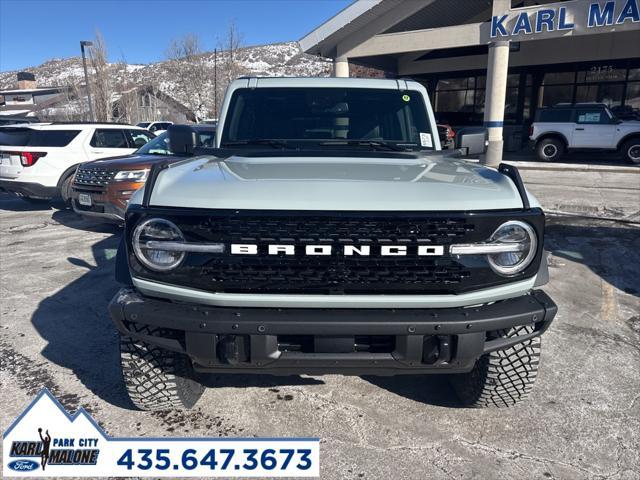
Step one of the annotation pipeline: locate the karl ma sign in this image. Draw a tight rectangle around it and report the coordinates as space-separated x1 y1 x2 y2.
491 0 640 39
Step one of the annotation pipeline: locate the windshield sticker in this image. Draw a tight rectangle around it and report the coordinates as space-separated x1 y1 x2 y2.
420 132 433 148
402 94 410 102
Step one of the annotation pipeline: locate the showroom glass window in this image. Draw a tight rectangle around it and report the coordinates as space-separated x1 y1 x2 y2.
435 73 524 125
540 72 576 107
575 66 626 107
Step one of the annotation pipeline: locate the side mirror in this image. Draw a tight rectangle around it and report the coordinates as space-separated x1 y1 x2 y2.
455 127 488 156
167 125 196 155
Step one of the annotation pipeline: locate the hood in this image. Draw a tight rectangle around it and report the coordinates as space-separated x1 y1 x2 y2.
145 153 527 211
86 153 184 169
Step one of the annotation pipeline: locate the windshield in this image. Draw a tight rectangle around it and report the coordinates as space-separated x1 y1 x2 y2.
136 131 171 155
220 87 435 151
135 128 217 155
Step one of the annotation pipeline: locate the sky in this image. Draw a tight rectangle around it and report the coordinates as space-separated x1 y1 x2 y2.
0 0 352 72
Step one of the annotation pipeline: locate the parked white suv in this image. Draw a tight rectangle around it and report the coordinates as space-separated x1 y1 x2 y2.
529 103 640 164
0 123 154 203
136 121 173 135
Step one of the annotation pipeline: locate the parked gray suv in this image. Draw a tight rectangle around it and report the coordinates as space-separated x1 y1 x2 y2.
109 78 557 410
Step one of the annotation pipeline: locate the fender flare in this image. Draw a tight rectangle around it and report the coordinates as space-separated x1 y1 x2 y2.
616 133 640 151
56 163 80 188
535 132 569 148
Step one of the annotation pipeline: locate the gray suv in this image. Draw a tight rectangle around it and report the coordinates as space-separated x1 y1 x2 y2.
109 78 557 410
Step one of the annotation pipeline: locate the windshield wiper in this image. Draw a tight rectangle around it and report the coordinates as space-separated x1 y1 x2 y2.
318 140 410 152
222 139 293 149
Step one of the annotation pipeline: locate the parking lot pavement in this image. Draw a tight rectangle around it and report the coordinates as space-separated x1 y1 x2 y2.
1 191 639 480
519 166 640 221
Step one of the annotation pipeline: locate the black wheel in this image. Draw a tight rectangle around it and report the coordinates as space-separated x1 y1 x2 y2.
120 326 204 411
621 138 640 165
60 174 74 205
450 325 541 408
536 138 564 162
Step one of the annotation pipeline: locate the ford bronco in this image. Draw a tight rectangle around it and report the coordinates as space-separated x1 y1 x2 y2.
530 103 640 163
109 77 557 410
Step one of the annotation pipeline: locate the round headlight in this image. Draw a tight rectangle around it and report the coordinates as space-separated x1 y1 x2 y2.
132 218 185 271
487 221 537 276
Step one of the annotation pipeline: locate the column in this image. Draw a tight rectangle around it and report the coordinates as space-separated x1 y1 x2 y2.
333 56 349 78
483 41 510 167
482 0 511 167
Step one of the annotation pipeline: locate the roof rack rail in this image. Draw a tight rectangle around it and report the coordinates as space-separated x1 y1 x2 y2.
547 102 607 108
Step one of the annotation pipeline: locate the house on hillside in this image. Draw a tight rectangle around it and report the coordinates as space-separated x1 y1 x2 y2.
111 85 196 124
0 73 195 124
0 72 75 118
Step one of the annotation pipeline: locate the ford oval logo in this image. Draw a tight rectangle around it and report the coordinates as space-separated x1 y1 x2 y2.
8 459 39 472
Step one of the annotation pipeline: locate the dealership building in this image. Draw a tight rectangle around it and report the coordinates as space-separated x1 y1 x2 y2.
301 0 640 161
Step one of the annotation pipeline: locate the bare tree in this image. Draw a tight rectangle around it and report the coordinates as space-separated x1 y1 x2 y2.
110 59 140 124
165 34 211 122
88 32 114 122
221 21 244 83
214 20 247 116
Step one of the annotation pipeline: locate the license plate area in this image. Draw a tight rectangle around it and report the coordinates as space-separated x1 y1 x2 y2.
78 193 92 206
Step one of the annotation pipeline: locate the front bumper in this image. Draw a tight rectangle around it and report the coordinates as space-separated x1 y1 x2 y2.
71 181 143 223
0 179 58 199
109 288 557 375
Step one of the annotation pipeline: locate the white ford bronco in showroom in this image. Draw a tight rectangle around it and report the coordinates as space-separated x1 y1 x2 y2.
109 77 557 411
0 123 154 203
530 103 640 163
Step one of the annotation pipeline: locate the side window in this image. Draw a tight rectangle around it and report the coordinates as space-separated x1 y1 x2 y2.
125 130 153 148
157 123 170 130
575 109 609 124
90 129 128 148
538 109 572 123
197 131 216 147
148 123 158 132
29 130 81 147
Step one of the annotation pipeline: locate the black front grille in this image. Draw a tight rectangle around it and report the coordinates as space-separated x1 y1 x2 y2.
198 216 473 243
127 209 545 295
74 166 116 186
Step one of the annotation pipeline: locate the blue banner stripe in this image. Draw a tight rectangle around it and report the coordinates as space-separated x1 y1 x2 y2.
484 121 504 128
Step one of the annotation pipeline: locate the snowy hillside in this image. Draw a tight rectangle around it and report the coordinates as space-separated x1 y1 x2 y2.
0 42 333 114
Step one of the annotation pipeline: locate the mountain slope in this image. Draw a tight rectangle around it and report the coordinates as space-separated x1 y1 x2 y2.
0 42 332 116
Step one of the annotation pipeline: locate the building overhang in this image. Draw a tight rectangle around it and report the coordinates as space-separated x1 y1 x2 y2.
301 0 640 72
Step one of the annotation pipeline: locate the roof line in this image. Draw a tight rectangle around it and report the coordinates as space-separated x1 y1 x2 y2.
299 0 385 54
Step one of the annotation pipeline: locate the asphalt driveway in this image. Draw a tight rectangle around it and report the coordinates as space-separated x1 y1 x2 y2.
1 190 639 480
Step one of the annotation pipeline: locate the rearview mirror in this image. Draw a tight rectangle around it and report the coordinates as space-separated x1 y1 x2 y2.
455 127 488 156
167 125 196 155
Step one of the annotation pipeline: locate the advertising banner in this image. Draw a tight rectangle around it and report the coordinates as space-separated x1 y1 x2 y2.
3 389 320 477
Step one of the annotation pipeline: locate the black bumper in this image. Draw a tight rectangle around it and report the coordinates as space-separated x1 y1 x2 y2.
109 289 557 375
72 199 125 223
0 180 58 199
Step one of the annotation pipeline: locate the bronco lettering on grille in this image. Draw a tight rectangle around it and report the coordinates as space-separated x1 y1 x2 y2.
230 244 445 256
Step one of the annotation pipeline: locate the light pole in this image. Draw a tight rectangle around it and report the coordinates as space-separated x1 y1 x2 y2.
80 40 95 122
214 48 218 119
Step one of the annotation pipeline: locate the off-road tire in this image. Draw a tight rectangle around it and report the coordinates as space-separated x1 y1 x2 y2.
450 325 541 408
59 174 74 205
621 138 640 164
120 328 204 411
536 138 564 162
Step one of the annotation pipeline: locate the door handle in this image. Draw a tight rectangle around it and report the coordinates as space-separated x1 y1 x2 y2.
575 128 585 131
